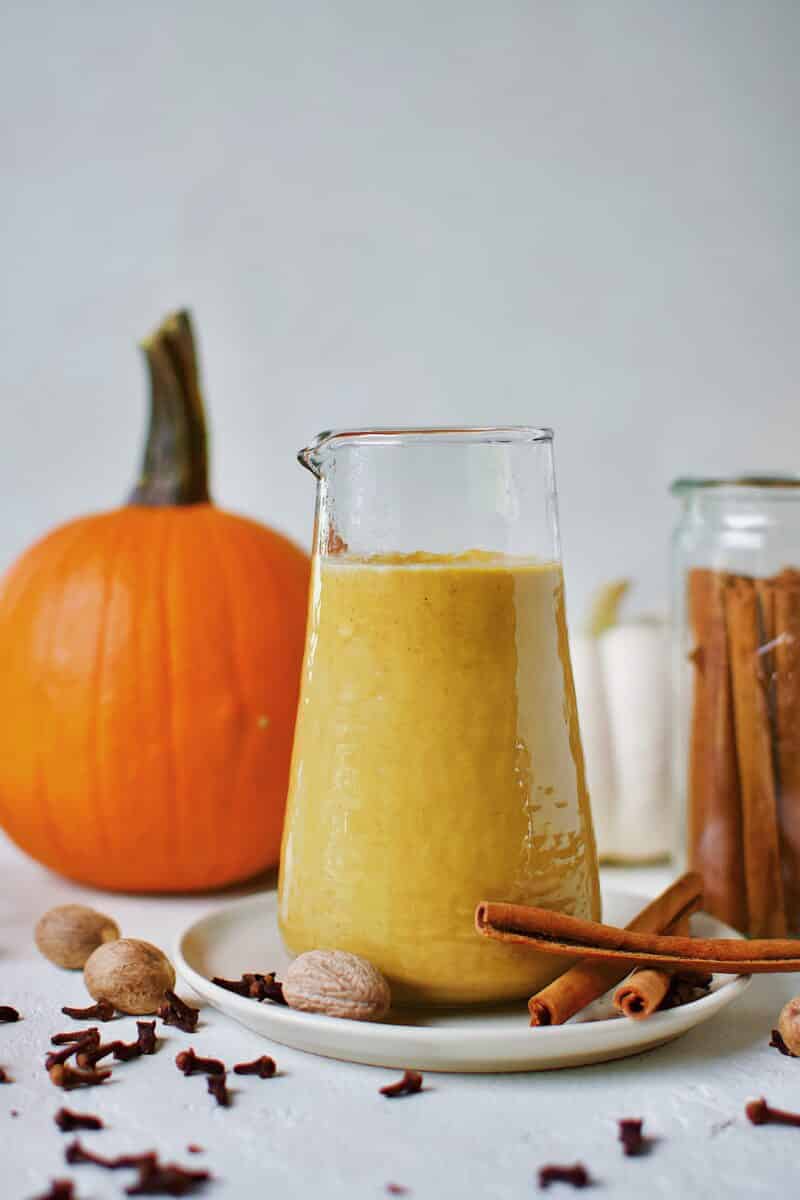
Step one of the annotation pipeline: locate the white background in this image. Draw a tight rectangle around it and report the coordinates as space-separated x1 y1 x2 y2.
1 1 798 621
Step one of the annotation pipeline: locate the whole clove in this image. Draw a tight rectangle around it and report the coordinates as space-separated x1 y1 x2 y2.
175 1048 224 1076
51 1028 100 1046
46 1031 101 1071
618 1118 646 1156
207 1073 229 1107
0 1067 10 1083
660 972 713 1010
136 1021 158 1055
32 1181 75 1200
158 991 199 1033
61 1000 116 1022
770 1029 794 1056
65 1139 157 1171
746 1097 800 1127
212 972 286 1004
538 1163 590 1189
0 1005 20 1022
54 1107 104 1132
233 1055 276 1078
75 1042 118 1069
126 1158 211 1196
49 1062 111 1090
380 1069 423 1098
112 1040 144 1063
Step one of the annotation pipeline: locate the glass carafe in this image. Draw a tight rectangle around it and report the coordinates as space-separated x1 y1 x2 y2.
278 427 600 1007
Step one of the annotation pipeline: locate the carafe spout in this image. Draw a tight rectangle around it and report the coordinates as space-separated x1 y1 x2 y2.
297 431 334 479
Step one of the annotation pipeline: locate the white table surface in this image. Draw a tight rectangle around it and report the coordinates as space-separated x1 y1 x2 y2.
2 831 798 1200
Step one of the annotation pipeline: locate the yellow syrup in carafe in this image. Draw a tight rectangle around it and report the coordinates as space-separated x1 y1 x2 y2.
278 551 600 1006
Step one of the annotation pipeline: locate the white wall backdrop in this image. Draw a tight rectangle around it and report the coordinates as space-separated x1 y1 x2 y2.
1 1 798 623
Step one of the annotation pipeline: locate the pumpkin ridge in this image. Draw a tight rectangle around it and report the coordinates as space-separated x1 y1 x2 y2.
33 523 98 867
203 509 248 886
87 518 128 870
159 510 180 886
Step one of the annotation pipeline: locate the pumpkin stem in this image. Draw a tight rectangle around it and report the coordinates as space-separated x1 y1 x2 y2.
129 309 212 506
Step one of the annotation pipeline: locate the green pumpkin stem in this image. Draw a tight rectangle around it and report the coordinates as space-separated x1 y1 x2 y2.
129 309 211 506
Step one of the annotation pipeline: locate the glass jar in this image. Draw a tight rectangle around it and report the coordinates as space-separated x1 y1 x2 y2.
671 476 800 937
278 427 600 1007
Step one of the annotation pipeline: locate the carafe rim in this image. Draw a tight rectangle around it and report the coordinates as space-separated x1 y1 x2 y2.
299 426 553 476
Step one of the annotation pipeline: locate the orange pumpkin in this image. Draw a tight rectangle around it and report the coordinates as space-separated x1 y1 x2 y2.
0 311 310 891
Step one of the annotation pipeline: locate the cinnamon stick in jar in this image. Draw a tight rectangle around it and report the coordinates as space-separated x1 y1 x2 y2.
686 569 747 931
526 872 702 1026
725 576 787 936
774 572 800 933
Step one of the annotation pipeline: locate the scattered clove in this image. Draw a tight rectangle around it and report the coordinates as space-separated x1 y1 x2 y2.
0 1067 10 1083
618 1118 646 1156
660 972 713 1010
54 1107 104 1132
65 1139 157 1171
158 990 199 1033
75 1042 118 1069
385 1186 409 1196
136 1021 158 1055
770 1029 794 1057
126 1158 211 1195
49 1062 111 1089
207 1073 230 1107
233 1055 276 1078
47 1031 101 1071
32 1181 75 1200
61 1000 117 1022
212 972 286 1004
51 1028 100 1046
175 1048 224 1076
0 1005 20 1022
380 1069 423 1098
746 1097 800 1127
186 1145 203 1155
112 1040 144 1063
538 1163 590 1189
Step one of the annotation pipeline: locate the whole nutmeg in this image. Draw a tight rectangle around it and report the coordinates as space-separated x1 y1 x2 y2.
84 938 175 1015
35 904 120 969
778 996 800 1056
283 949 391 1021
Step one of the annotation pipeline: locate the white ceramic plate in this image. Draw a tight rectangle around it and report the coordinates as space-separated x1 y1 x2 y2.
175 889 750 1073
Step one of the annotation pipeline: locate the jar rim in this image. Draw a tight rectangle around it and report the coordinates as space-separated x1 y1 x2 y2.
671 474 800 496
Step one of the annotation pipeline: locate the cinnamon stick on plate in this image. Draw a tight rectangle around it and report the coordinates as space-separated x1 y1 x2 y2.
687 569 747 931
613 912 693 1021
726 576 787 936
475 902 800 972
526 872 702 1026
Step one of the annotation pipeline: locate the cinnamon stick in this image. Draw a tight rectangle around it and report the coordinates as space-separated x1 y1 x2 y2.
614 969 672 1019
687 569 747 931
476 902 800 972
527 873 702 1026
613 911 693 1020
774 572 800 933
726 576 786 936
